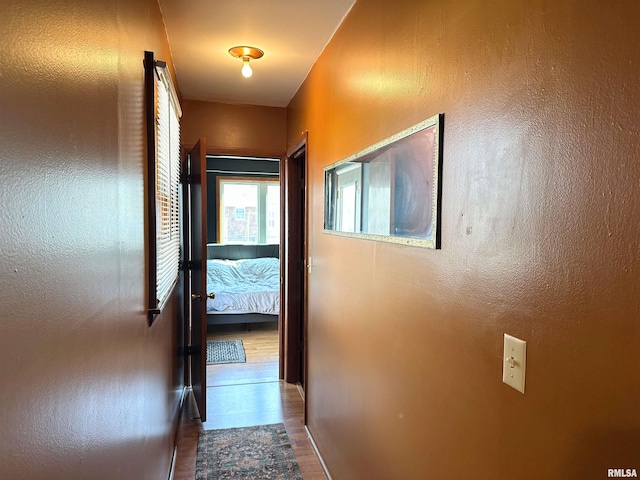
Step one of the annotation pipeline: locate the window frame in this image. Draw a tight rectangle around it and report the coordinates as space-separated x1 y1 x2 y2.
216 176 280 245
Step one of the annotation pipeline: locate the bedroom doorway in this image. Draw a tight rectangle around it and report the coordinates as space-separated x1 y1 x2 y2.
203 154 283 412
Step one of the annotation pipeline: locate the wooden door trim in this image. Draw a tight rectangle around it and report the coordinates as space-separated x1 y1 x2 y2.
286 132 308 159
181 147 191 389
279 157 286 380
183 144 286 159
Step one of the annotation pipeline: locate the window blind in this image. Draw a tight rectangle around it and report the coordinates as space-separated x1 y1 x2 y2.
155 65 181 307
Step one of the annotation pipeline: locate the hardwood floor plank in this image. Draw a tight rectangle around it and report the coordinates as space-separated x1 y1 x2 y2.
172 323 327 480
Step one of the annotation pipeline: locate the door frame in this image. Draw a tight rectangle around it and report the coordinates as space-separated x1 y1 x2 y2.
183 141 307 404
280 132 308 393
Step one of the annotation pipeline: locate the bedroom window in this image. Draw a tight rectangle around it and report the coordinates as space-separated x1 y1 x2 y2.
217 178 279 244
145 51 182 321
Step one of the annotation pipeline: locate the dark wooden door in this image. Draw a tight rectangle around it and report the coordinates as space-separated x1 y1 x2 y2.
188 138 208 421
283 142 307 387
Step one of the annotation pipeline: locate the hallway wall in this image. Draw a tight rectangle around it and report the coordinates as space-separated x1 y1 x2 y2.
0 1 184 479
181 100 286 156
288 1 640 478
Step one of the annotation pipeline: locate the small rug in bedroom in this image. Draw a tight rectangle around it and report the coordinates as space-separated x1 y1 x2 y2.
195 423 303 480
206 339 246 365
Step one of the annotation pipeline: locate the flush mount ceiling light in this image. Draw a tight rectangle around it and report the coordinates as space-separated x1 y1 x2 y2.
228 46 264 78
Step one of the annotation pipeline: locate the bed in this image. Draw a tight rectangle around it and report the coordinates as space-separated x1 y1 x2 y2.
206 244 280 326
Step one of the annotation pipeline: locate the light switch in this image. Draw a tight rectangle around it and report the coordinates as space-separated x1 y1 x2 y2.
503 334 526 394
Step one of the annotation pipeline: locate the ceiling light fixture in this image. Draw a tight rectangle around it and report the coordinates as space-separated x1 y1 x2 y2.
228 46 264 78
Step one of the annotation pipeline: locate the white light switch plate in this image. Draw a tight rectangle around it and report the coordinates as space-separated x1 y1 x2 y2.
503 334 526 393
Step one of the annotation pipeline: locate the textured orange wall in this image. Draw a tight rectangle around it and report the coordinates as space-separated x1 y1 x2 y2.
0 1 184 479
181 100 286 156
288 1 640 478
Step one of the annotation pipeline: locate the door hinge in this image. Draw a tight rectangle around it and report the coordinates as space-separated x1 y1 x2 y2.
184 345 195 356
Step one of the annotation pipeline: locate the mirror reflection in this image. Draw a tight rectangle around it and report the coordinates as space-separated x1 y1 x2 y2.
324 114 442 248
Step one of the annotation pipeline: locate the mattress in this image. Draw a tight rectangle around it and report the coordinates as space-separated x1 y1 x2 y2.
206 257 280 315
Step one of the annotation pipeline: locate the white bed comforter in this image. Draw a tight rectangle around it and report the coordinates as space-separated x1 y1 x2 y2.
206 257 280 315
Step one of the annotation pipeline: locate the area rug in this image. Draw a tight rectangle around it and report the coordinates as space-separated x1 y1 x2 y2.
206 339 246 365
196 423 303 480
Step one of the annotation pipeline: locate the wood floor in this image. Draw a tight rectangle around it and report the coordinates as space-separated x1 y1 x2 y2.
172 322 327 480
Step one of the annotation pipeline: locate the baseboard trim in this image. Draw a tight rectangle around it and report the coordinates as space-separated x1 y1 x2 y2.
167 386 189 480
295 382 305 401
305 425 333 480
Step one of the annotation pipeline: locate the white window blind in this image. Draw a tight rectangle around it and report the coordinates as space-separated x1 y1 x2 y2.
154 65 181 308
146 51 182 319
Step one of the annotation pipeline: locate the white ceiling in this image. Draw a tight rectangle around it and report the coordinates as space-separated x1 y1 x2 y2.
158 0 356 108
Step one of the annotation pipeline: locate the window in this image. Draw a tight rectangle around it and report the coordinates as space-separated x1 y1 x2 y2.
335 163 362 233
145 51 181 321
217 178 280 244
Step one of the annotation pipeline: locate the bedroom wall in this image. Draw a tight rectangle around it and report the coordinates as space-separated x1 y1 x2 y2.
287 1 640 479
0 1 184 479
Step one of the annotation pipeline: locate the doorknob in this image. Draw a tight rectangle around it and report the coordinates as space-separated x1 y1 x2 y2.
191 293 216 300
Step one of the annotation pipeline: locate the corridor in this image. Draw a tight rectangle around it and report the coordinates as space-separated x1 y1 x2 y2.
172 323 326 479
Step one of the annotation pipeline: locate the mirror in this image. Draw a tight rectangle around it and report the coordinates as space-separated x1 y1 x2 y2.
324 114 442 249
